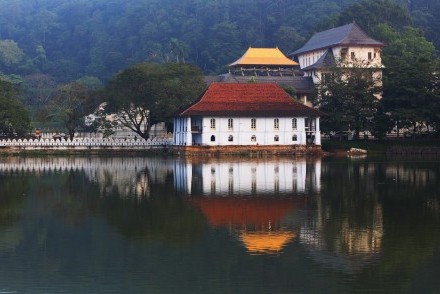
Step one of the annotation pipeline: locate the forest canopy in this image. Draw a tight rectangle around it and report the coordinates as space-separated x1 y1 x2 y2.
0 0 438 84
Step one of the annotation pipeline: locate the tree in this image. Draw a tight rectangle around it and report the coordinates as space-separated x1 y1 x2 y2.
316 63 382 139
0 79 30 138
49 82 98 140
103 62 206 140
376 25 439 135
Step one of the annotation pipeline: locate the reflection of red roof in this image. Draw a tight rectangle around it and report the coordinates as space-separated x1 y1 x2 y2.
189 197 303 227
177 83 323 117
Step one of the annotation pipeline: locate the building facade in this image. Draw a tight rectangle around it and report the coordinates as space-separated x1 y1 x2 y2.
291 23 385 88
174 83 323 146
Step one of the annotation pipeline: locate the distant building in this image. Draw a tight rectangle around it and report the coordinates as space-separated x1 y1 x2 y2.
173 83 323 146
291 23 385 90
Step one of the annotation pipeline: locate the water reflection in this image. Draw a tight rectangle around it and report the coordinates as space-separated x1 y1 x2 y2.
175 158 321 195
0 157 439 293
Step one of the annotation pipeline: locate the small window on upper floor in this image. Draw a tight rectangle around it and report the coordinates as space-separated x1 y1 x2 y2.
251 118 256 130
274 118 279 130
210 118 216 129
368 52 372 60
228 118 233 130
292 118 297 130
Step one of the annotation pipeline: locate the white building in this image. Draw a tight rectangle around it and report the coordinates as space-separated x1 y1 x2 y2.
291 23 384 88
173 83 323 146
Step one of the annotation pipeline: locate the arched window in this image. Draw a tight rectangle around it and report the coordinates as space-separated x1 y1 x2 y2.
251 135 256 142
292 135 297 141
292 118 297 130
228 135 233 142
210 135 215 142
274 135 279 142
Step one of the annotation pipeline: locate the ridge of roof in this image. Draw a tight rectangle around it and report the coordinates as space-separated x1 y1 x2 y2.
291 23 384 56
229 47 299 67
177 83 323 117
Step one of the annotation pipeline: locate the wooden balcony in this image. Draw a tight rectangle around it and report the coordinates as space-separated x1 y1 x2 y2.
191 126 201 133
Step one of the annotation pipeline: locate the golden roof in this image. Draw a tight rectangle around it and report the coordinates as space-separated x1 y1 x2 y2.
229 47 299 67
239 231 296 255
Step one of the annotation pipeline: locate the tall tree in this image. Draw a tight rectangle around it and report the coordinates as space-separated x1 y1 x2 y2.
316 63 382 139
376 24 439 135
0 79 30 138
49 82 98 140
103 62 206 140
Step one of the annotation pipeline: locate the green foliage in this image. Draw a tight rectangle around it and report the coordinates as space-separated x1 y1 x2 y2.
49 82 99 139
103 62 206 140
317 64 382 138
0 79 30 137
377 25 440 133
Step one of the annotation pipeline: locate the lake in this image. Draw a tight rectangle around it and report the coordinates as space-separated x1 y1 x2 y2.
0 156 439 293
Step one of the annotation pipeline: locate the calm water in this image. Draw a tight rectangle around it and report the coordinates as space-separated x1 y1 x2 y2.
0 156 439 293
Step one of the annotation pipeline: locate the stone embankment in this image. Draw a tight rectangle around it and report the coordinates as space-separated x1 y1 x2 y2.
173 145 323 156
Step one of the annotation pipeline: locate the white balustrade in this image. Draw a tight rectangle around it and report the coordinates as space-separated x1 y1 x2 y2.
0 137 173 150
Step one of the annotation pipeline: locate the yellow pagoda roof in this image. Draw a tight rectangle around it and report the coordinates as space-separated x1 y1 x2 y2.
229 47 299 67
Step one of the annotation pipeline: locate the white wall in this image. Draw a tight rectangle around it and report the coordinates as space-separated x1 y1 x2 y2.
174 116 322 146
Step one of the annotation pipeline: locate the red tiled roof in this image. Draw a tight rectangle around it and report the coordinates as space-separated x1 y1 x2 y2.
177 83 323 117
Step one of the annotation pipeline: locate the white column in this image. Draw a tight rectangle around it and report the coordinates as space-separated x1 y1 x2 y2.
186 117 192 146
315 117 321 145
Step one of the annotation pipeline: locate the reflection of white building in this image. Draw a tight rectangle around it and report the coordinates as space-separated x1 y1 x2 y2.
174 159 321 195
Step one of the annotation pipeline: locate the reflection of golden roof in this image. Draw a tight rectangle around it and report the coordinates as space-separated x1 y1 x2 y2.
239 231 296 255
229 47 299 67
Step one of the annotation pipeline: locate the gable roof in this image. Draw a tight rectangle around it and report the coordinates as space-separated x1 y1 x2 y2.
302 49 336 71
229 47 299 67
291 23 384 56
176 83 323 117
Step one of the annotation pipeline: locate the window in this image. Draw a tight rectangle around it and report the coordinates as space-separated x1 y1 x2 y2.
274 135 279 142
228 135 233 142
228 118 233 130
251 135 256 142
368 52 372 60
351 52 355 60
210 135 215 142
251 118 256 130
274 118 279 130
210 118 216 129
292 135 298 141
292 118 297 130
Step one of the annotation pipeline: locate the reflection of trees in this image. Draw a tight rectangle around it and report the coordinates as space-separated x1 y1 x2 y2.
300 160 385 272
0 173 30 250
98 194 206 245
303 159 440 290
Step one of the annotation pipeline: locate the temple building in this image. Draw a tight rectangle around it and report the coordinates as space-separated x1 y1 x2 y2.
173 83 323 146
207 47 315 105
290 23 385 89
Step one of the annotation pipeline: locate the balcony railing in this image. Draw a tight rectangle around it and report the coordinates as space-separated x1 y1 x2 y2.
191 126 201 133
